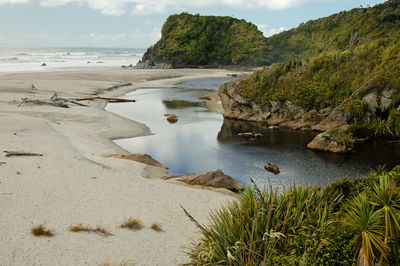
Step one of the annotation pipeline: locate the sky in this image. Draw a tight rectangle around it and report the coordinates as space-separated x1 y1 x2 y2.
0 0 387 48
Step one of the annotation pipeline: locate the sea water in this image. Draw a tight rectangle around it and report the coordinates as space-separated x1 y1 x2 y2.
0 47 145 74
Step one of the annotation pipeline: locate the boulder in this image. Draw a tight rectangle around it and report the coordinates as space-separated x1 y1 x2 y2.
307 130 352 153
164 113 178 123
162 169 244 193
41 63 47 66
238 132 263 139
264 163 280 175
103 154 168 169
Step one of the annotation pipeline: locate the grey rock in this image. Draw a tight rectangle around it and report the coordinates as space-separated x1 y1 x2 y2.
162 169 244 193
307 131 352 153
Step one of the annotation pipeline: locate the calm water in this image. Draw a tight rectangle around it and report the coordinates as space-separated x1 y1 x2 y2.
106 77 400 188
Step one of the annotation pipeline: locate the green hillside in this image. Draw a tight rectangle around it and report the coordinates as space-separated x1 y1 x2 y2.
231 0 400 138
264 0 400 64
139 13 269 66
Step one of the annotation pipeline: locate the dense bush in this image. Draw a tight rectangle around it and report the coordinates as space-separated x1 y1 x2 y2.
188 166 400 265
155 13 269 66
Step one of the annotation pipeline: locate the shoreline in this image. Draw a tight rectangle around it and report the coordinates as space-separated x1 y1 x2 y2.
0 68 243 265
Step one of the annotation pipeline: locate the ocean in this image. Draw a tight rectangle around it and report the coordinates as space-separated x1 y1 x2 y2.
0 47 145 74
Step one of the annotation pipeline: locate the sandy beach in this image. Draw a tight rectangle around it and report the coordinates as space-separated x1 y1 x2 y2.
0 69 241 266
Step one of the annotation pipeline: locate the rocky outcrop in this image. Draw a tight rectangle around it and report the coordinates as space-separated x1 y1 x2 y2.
103 154 168 169
362 88 396 114
218 77 327 130
306 129 353 153
162 169 244 193
136 45 175 69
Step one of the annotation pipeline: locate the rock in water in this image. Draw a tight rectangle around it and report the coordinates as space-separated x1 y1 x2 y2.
164 113 178 123
41 63 47 66
264 163 280 175
103 154 168 169
307 130 352 153
162 169 244 193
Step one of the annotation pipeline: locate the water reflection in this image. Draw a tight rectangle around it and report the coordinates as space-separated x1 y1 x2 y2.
106 77 400 188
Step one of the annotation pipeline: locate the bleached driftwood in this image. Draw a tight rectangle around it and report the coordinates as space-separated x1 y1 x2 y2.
18 98 69 108
50 93 89 107
72 96 136 103
4 151 43 157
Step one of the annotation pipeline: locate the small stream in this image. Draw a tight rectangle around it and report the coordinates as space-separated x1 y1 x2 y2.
106 77 400 188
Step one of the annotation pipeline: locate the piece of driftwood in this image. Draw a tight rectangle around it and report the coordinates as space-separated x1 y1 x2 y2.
0 162 5 165
4 151 43 157
72 96 135 103
106 83 132 92
18 98 69 108
50 93 89 107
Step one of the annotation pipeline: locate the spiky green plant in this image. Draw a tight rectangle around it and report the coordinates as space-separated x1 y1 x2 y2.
188 184 341 265
343 193 388 266
369 175 400 241
368 174 400 264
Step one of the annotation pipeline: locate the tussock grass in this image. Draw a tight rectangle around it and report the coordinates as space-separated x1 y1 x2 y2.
31 224 54 237
68 224 112 237
98 259 133 266
120 218 143 231
150 223 163 232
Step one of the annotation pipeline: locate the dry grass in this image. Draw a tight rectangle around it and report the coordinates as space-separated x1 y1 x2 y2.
68 224 112 237
120 218 143 231
150 223 163 232
98 259 134 266
31 224 54 237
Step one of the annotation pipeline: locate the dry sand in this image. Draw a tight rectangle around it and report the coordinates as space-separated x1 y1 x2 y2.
0 69 242 266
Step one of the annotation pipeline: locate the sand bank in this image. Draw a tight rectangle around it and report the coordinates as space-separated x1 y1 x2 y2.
0 69 242 265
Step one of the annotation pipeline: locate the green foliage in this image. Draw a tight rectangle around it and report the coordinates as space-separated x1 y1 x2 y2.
228 0 400 140
327 127 355 148
360 108 400 139
343 193 388 265
188 166 400 265
155 13 269 66
345 100 369 123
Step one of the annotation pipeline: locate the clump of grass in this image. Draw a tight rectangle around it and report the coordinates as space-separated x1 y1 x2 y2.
120 218 143 231
68 224 112 237
16 171 21 175
150 223 163 232
31 224 54 237
98 259 133 266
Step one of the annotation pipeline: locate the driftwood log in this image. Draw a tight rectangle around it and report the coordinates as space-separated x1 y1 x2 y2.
4 151 43 157
72 96 135 103
0 162 6 165
50 93 89 107
18 98 69 108
18 93 133 108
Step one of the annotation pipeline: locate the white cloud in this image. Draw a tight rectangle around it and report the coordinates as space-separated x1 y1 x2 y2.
2 0 327 15
0 0 30 4
86 32 127 41
257 24 287 37
131 3 166 16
